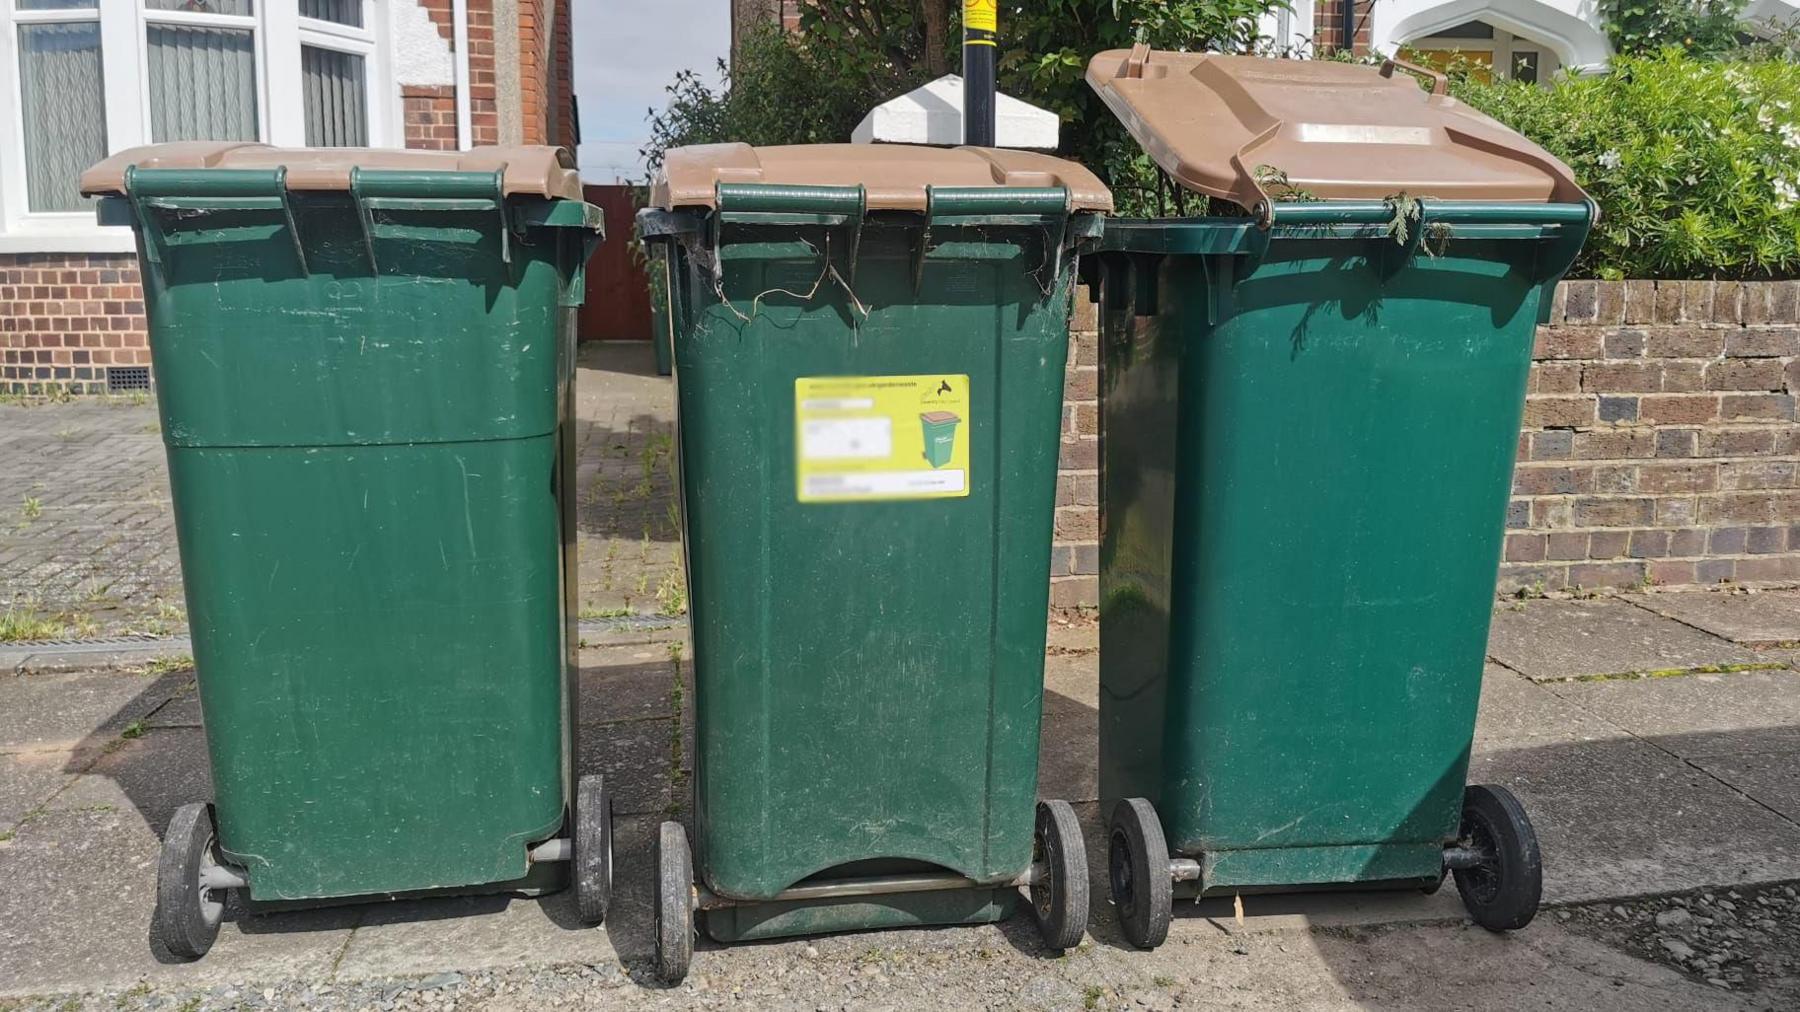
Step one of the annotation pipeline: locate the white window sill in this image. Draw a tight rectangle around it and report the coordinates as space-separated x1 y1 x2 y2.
0 225 137 256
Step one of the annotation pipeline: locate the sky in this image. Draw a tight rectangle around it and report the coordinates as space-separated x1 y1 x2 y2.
572 0 731 183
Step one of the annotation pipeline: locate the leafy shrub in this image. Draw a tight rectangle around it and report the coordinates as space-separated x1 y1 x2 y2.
1599 0 1748 58
1454 50 1800 279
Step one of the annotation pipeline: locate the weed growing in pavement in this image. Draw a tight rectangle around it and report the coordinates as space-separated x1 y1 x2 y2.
665 641 689 818
0 604 68 642
0 830 14 844
1083 985 1105 1010
655 568 687 617
19 496 41 522
120 720 146 740
54 427 76 440
1153 975 1175 988
142 654 194 677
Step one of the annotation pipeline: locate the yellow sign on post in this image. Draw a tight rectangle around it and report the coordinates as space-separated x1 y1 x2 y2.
965 0 997 37
794 375 971 503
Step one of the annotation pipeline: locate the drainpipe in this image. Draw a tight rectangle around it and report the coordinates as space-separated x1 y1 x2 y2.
453 0 473 149
1341 0 1356 56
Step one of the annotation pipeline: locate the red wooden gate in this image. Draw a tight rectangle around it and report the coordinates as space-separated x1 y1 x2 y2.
578 184 653 342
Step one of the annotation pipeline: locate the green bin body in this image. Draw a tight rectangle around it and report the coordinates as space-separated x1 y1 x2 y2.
92 151 602 903
1095 203 1591 893
643 175 1104 942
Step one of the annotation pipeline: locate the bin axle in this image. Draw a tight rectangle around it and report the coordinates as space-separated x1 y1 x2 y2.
692 864 1043 912
1442 845 1492 870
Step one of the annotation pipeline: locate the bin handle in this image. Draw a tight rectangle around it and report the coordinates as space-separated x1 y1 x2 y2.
349 166 513 272
1380 57 1449 96
123 165 311 275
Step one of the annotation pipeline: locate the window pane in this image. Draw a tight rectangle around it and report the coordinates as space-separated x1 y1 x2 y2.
18 23 107 213
147 25 258 142
1513 51 1540 85
143 1 253 14
17 1 97 10
300 0 361 28
302 46 368 147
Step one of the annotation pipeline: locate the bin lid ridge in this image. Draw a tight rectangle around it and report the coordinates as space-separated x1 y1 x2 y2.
1086 48 1588 211
81 142 585 201
650 143 1113 213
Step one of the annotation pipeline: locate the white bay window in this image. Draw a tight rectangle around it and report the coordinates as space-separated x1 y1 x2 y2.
0 0 395 251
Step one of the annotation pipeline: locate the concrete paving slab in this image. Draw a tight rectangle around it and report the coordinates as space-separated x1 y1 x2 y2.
1548 668 1800 759
1469 735 1800 903
1043 649 1097 710
330 815 658 980
142 679 200 728
576 717 671 818
0 750 76 829
0 805 356 998
1692 750 1800 824
48 727 212 837
329 890 609 981
0 670 181 754
1636 589 1800 646
578 652 678 727
1488 599 1762 681
1038 688 1096 804
1473 664 1620 750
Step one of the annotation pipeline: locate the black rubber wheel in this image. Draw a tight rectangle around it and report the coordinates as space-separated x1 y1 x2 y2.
1452 784 1542 931
1030 799 1089 950
574 774 613 925
1108 797 1172 950
654 821 694 984
155 802 226 960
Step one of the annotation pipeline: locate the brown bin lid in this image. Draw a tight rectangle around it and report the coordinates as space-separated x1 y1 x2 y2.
80 142 583 200
650 143 1113 213
1086 47 1586 212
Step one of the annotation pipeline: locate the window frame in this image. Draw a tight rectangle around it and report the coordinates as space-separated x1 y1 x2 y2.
0 0 394 252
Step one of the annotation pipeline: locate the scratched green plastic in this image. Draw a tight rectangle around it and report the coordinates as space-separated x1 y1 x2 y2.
124 184 596 901
1098 212 1588 893
658 214 1078 927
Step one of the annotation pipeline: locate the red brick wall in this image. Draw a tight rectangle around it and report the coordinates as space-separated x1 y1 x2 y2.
1051 297 1101 609
403 85 459 150
1504 281 1800 591
519 0 548 144
1048 279 1800 613
0 254 148 394
418 0 455 41
552 0 574 148
1313 0 1374 56
467 0 500 146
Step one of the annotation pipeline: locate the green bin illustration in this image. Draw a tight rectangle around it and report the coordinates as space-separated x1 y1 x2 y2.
920 411 961 468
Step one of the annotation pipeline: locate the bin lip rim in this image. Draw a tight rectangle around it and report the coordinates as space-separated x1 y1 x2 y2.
1085 47 1589 214
647 143 1114 214
81 143 585 201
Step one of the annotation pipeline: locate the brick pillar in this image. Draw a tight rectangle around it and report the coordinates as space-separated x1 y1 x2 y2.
1313 0 1374 56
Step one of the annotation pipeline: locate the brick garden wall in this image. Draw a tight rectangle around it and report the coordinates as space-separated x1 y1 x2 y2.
1504 280 1800 592
0 254 149 394
1047 280 1800 611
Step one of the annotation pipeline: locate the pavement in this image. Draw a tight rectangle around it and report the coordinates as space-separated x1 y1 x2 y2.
0 342 1796 1009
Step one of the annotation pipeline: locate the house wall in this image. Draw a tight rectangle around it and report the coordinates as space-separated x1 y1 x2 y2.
1 0 573 396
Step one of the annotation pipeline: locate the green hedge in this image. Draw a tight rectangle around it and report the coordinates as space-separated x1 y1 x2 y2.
1453 50 1800 280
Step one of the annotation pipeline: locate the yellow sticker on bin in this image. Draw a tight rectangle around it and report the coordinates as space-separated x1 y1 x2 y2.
795 375 971 503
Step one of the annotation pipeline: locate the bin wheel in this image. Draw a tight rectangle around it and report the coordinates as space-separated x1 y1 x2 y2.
1108 798 1172 950
574 774 613 925
1030 799 1089 950
156 802 227 960
654 821 694 984
1452 784 1542 932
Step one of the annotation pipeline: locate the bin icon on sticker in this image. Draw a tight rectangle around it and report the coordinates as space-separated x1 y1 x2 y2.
920 411 961 468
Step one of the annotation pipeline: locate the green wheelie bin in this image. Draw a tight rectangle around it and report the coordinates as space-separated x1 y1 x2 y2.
637 144 1112 982
79 144 612 959
1082 50 1594 947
